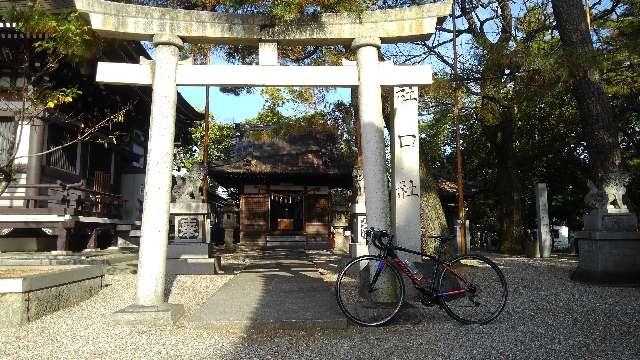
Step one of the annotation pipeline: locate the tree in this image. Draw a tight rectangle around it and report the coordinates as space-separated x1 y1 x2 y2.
550 0 621 178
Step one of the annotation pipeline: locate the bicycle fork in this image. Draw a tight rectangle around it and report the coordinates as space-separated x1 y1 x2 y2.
367 259 386 293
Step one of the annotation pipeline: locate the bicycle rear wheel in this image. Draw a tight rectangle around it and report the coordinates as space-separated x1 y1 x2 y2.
437 254 507 325
335 255 404 326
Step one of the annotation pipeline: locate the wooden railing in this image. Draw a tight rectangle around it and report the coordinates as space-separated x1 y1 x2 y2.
0 181 124 218
46 146 78 174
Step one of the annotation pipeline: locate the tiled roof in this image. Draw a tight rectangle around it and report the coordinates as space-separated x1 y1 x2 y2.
210 132 353 186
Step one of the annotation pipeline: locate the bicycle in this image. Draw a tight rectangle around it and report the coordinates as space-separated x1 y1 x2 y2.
335 228 508 326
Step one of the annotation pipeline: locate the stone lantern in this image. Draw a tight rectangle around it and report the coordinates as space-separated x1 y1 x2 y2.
332 205 351 254
222 203 239 250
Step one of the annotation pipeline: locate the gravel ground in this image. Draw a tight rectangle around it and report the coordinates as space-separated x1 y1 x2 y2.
1 252 638 360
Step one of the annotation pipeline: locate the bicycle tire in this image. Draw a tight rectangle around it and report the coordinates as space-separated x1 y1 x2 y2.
437 254 508 325
335 255 405 326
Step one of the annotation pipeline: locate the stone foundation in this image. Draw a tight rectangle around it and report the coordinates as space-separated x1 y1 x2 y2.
0 265 104 327
572 231 640 285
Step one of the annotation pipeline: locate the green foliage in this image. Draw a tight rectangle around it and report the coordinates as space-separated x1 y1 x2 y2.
175 115 235 171
242 87 355 161
4 3 94 60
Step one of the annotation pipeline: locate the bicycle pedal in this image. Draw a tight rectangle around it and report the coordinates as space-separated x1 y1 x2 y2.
420 298 438 307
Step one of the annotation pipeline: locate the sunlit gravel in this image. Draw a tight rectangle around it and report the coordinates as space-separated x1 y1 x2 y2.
1 252 638 360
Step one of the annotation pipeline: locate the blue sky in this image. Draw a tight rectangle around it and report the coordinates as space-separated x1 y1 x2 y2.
178 86 264 123
178 85 351 123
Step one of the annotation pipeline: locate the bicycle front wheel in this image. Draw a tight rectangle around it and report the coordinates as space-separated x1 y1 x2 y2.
335 255 405 326
438 254 508 325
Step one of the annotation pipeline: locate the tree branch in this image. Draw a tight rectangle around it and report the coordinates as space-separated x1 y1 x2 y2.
13 104 132 160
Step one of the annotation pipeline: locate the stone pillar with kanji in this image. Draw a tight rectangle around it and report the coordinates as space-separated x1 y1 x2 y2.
391 86 422 263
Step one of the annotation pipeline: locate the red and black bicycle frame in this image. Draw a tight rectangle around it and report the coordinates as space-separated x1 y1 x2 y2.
372 245 469 300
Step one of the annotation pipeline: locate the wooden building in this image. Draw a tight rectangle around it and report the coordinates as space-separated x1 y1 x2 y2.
0 19 201 252
210 130 352 249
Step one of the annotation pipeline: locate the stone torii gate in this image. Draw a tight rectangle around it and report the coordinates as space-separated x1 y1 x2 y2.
72 0 452 323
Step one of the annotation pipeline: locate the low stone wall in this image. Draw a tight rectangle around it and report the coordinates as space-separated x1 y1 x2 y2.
0 265 104 327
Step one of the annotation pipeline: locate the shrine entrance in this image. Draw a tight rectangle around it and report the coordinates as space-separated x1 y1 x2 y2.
72 0 452 322
269 192 304 235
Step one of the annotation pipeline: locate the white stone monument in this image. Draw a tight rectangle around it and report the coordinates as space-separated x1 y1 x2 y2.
536 183 552 258
391 86 422 262
168 164 212 258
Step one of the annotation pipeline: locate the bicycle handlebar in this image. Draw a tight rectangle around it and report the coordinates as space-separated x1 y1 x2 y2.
365 228 393 251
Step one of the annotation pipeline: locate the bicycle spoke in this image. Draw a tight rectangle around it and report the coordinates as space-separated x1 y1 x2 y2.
336 256 404 326
438 255 508 325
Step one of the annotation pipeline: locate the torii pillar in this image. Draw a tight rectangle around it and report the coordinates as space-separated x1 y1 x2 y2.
113 33 185 324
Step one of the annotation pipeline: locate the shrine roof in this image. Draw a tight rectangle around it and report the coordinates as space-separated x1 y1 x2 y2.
209 132 353 188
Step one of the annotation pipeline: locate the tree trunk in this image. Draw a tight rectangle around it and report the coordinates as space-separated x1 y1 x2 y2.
550 0 621 177
419 162 450 257
494 106 526 254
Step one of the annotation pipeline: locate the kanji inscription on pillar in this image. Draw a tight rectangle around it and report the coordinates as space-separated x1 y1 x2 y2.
396 179 419 199
391 86 421 261
396 86 419 103
398 134 417 148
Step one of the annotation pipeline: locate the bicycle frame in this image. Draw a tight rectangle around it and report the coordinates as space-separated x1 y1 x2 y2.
372 242 469 301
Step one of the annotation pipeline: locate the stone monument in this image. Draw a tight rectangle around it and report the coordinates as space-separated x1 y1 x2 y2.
572 171 640 284
222 203 238 250
168 164 212 259
390 86 422 262
536 183 552 258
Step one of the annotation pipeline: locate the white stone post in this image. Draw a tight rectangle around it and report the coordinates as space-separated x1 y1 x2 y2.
352 37 394 300
113 34 185 324
352 37 391 238
536 183 552 258
391 87 421 263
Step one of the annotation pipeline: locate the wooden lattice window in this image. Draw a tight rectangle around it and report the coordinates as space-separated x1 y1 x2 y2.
304 195 331 224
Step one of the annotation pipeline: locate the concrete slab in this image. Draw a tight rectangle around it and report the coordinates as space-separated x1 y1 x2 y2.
0 265 104 293
0 265 104 327
186 250 347 332
166 257 222 275
112 303 185 326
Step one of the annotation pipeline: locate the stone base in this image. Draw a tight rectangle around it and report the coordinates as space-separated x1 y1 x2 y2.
572 231 640 285
50 250 72 255
349 242 369 258
166 257 223 275
583 210 637 231
112 303 185 325
167 242 212 259
332 230 349 254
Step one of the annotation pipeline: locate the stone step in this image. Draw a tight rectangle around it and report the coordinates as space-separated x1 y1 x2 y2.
166 257 222 275
167 242 212 259
266 235 306 249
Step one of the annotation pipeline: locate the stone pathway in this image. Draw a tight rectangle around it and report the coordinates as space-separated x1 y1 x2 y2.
186 249 347 331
